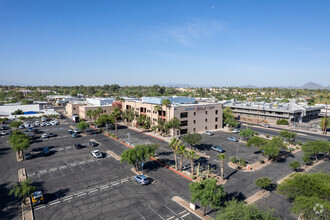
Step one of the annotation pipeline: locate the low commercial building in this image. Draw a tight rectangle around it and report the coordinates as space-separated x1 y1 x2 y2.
0 104 60 119
223 100 322 125
123 96 223 136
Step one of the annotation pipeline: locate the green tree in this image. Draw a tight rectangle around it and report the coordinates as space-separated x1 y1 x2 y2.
239 128 255 140
217 153 227 181
96 114 115 127
76 121 89 133
120 144 158 171
185 150 200 175
216 199 280 220
224 117 238 128
279 130 297 144
169 117 180 137
10 121 22 130
111 107 122 136
169 138 180 170
9 179 36 205
182 132 202 150
177 144 186 171
122 109 135 124
255 177 272 191
302 140 330 163
276 119 289 125
246 136 268 148
86 110 93 122
9 131 30 159
189 178 226 215
223 107 234 120
289 160 301 171
278 172 330 219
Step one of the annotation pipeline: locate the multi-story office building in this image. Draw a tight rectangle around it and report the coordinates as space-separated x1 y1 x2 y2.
223 100 322 125
123 96 223 136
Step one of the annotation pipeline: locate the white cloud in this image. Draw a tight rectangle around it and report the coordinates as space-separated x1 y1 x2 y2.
151 19 226 46
298 46 313 51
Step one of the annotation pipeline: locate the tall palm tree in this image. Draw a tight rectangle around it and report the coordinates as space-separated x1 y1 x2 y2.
169 117 181 137
185 150 200 175
92 110 98 123
96 107 103 119
111 107 122 137
169 138 180 170
86 110 93 122
217 153 227 181
161 98 171 121
177 144 186 171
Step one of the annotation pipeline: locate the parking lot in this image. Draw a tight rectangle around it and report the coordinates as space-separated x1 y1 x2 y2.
18 118 198 220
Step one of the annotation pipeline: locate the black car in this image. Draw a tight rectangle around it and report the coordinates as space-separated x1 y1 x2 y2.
43 147 51 156
24 153 34 160
89 141 98 147
74 143 83 149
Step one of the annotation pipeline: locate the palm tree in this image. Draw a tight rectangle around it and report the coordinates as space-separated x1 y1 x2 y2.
111 107 122 137
161 98 171 120
185 150 200 175
92 110 98 123
169 138 180 170
177 144 186 171
86 110 93 122
217 153 227 181
169 117 181 137
96 107 103 119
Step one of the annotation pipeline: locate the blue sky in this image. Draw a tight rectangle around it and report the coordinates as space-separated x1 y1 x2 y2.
0 0 330 87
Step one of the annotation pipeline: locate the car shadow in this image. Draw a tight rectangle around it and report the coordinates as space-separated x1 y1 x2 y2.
0 147 10 157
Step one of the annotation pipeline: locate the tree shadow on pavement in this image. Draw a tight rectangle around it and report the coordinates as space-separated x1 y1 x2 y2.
225 170 238 180
0 182 21 220
225 191 246 202
0 147 10 158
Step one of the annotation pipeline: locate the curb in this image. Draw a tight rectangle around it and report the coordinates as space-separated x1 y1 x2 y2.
172 196 213 220
16 151 23 162
245 190 270 205
106 150 121 161
18 168 34 220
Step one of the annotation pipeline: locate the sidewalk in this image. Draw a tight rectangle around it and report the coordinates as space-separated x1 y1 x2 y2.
18 168 34 220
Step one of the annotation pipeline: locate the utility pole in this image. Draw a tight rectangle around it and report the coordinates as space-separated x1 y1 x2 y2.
323 103 327 135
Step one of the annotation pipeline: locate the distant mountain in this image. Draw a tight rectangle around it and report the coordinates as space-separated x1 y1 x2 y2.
300 82 324 90
238 85 258 88
324 85 330 90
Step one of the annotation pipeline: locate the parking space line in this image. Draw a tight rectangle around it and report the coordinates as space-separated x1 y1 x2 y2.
178 210 186 215
49 201 60 206
74 160 84 170
27 172 35 177
100 184 109 190
34 205 46 211
57 147 64 151
76 192 86 197
64 160 74 173
94 158 102 166
181 212 190 218
121 178 128 183
88 188 98 194
49 167 58 172
147 203 166 220
162 203 181 219
111 181 120 186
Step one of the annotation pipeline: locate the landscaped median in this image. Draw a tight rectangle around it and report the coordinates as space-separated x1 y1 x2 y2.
172 196 213 220
18 168 34 220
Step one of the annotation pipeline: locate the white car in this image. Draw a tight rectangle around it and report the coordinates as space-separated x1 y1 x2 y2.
42 133 49 139
19 125 25 129
0 131 8 136
204 131 213 136
91 150 103 159
50 121 57 126
232 129 240 133
40 122 46 127
34 121 40 126
41 117 47 122
24 123 30 128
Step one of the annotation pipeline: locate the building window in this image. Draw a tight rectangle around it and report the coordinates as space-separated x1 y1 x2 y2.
193 128 196 132
181 129 188 135
194 112 196 116
104 110 106 113
216 110 218 114
180 112 188 118
153 111 157 114
73 108 76 110
205 126 208 130
215 125 218 129
215 117 218 122
205 118 208 122
180 120 188 126
194 120 196 124
206 111 208 114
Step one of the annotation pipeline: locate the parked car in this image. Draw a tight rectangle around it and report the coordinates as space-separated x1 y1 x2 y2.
263 124 270 128
72 133 78 138
134 175 150 185
19 125 25 129
48 133 55 137
73 129 80 133
0 131 8 136
43 147 51 156
40 122 46 127
27 127 34 132
24 153 35 160
232 128 240 133
89 141 98 147
73 143 83 149
68 130 73 135
211 145 225 153
46 122 51 126
204 131 214 136
29 124 34 128
91 150 103 159
41 117 47 122
227 137 238 142
50 121 57 126
42 134 49 139
24 123 30 128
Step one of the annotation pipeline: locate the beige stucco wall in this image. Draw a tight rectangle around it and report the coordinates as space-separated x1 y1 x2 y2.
123 101 223 136
78 105 112 120
65 103 85 116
